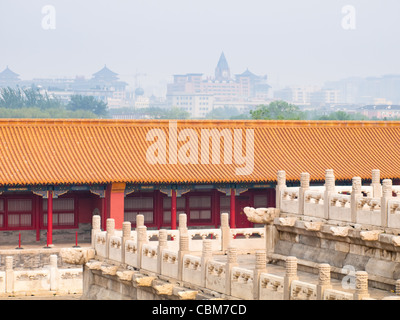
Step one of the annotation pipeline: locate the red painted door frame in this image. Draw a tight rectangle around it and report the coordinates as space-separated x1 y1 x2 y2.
230 188 236 228
235 195 253 228
171 189 177 230
47 190 53 246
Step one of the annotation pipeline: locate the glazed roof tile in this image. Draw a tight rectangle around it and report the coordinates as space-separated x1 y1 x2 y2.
0 119 399 186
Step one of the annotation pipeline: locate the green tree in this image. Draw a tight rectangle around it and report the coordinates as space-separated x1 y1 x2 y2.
203 106 250 120
0 87 102 119
0 87 62 109
250 100 305 120
0 87 25 109
230 113 251 120
24 88 62 109
67 95 108 117
316 111 368 121
204 106 240 120
163 106 190 119
0 107 97 119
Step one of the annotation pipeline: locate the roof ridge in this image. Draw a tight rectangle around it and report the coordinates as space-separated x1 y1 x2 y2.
0 119 399 186
0 119 399 128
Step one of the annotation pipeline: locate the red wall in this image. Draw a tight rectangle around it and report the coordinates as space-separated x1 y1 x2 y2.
60 191 104 225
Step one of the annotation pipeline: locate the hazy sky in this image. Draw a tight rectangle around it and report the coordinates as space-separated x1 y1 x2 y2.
1 0 399 93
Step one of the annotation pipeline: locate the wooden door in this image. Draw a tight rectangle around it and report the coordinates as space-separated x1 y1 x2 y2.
235 196 252 228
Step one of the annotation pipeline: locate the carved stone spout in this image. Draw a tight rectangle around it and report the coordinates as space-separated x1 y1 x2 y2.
243 207 280 225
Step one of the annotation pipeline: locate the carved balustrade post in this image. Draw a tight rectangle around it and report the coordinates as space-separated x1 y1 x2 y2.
201 239 212 287
157 229 168 274
225 246 238 296
178 233 189 281
324 169 335 220
396 279 400 296
137 225 148 269
91 215 101 248
179 213 188 236
317 263 332 300
106 218 115 259
354 271 369 300
381 179 393 228
122 221 131 264
276 170 286 210
136 214 145 228
5 256 13 293
265 222 278 263
351 177 362 223
299 172 310 216
284 256 298 300
371 169 382 198
220 213 231 253
254 251 267 300
49 254 58 291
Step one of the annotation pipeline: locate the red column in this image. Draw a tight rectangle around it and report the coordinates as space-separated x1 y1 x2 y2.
47 190 53 247
213 189 219 228
155 191 162 229
101 196 107 231
35 195 40 242
106 183 126 229
230 188 236 228
171 189 177 230
269 188 276 207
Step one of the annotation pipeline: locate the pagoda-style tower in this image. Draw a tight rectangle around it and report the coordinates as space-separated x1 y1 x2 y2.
92 65 119 82
0 66 20 87
89 65 127 91
215 52 231 82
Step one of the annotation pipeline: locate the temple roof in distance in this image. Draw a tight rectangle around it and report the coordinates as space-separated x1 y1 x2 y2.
0 119 400 186
92 65 119 80
236 68 258 78
0 66 20 80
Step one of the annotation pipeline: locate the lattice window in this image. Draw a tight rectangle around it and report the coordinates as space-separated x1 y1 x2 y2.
124 196 154 224
163 197 185 223
0 199 4 228
188 195 212 222
43 198 75 227
125 197 153 210
43 198 74 211
7 199 33 228
189 196 211 208
8 199 32 212
220 195 231 214
189 209 211 220
254 194 268 208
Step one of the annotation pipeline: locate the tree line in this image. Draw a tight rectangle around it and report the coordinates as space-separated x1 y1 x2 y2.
0 87 381 121
0 87 108 118
173 100 370 121
249 100 369 121
206 101 369 121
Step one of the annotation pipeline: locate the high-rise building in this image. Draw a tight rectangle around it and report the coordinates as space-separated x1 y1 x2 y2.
323 75 400 105
274 85 323 105
167 52 271 117
214 52 231 82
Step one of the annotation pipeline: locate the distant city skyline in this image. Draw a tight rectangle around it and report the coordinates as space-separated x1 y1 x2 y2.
2 60 399 99
1 0 400 93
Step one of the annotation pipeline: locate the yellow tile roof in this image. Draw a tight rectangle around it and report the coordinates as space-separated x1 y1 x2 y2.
0 119 399 186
